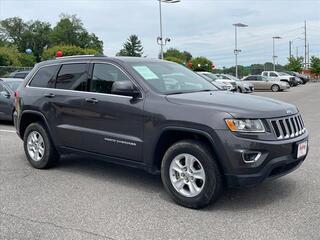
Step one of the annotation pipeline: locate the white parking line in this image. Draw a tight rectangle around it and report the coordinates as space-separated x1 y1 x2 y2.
0 129 16 133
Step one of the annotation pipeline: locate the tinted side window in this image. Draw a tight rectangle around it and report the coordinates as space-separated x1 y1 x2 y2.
262 72 268 76
0 83 4 92
270 72 277 77
56 64 88 91
15 73 27 78
245 76 254 80
91 63 130 94
29 65 59 88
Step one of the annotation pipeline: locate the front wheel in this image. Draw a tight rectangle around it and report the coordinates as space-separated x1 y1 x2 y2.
271 84 280 92
161 140 223 209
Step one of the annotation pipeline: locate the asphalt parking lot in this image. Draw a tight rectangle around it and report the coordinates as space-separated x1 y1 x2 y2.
0 83 319 240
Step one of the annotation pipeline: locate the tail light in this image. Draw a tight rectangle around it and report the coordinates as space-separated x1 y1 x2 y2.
14 91 20 107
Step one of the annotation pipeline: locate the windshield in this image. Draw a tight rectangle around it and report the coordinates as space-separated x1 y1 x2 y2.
129 61 217 94
224 74 240 81
279 72 289 76
202 73 218 81
6 81 21 91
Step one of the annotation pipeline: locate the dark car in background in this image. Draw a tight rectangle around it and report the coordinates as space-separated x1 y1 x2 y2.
14 56 308 209
9 70 30 79
0 78 23 121
284 71 309 84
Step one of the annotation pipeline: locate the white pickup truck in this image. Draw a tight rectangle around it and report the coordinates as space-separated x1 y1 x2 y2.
261 71 297 86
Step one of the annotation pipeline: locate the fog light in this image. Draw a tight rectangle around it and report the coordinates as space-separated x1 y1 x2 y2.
242 151 262 163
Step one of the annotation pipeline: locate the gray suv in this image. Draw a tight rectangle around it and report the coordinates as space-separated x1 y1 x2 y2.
14 56 309 209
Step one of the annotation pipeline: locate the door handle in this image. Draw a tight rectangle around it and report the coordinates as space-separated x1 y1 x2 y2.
44 93 55 98
85 98 99 104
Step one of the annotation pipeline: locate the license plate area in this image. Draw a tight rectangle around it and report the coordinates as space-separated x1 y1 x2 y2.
296 141 308 159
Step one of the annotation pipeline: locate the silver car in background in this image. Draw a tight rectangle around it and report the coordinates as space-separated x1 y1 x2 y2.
197 72 234 91
215 74 254 93
242 75 290 92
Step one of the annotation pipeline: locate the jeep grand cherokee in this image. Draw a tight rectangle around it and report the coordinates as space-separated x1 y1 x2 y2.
14 56 309 209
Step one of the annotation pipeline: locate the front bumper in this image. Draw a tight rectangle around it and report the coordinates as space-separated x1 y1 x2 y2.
280 84 290 90
213 130 309 187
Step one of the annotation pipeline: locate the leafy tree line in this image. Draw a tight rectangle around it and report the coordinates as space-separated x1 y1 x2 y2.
0 14 103 65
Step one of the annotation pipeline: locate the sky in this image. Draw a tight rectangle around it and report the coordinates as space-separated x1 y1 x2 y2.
0 0 319 67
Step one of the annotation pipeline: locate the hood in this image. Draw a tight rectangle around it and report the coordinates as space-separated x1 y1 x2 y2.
165 91 298 119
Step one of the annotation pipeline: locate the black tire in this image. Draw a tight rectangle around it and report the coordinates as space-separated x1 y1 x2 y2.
161 140 223 209
23 122 59 169
271 84 280 92
237 87 242 93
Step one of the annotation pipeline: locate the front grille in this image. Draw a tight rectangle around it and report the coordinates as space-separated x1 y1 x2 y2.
270 114 306 139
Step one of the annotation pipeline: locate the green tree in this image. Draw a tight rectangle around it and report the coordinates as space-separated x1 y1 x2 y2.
310 56 320 75
164 56 185 65
117 35 143 57
163 48 188 63
190 57 213 72
42 45 99 60
0 17 27 46
285 56 303 72
50 14 103 53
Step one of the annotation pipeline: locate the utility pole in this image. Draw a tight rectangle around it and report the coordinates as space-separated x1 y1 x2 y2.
233 23 248 78
289 41 292 58
307 43 310 68
272 36 281 71
304 20 307 69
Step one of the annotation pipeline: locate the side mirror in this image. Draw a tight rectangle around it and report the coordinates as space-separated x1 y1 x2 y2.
111 81 140 98
0 91 10 98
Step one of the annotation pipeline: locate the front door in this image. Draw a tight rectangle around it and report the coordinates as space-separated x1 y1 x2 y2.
79 62 144 162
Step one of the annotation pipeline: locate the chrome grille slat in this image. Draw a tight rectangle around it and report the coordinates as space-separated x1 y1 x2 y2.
270 114 306 140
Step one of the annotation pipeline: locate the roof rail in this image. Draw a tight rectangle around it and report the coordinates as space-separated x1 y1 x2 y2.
55 54 106 59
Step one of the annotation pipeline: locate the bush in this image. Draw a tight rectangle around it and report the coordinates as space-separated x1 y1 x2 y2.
190 57 213 72
42 45 99 60
0 46 36 66
164 56 185 65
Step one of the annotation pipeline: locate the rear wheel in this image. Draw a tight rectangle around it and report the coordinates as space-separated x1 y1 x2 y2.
271 84 280 92
161 140 223 209
23 122 59 169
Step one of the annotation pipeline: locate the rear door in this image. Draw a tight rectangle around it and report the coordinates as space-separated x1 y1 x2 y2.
47 63 91 149
78 62 144 162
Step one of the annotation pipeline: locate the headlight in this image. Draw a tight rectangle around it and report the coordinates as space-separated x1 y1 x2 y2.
225 119 265 133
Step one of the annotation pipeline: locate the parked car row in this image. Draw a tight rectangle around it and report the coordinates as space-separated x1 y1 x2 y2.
196 70 309 93
197 72 254 93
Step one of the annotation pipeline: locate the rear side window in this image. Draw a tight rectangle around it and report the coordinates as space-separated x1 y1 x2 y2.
270 72 277 77
15 73 28 79
56 64 88 91
29 65 59 88
91 63 130 94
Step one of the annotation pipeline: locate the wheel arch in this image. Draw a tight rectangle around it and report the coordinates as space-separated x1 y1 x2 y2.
19 110 51 140
151 127 224 174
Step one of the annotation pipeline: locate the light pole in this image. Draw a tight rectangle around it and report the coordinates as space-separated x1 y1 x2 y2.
158 0 180 59
289 37 303 58
233 23 248 78
272 36 281 71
